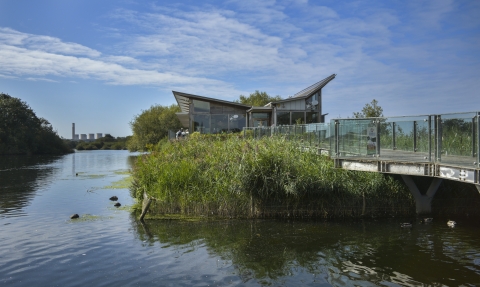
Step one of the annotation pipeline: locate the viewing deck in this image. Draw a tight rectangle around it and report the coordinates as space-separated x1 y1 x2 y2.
244 111 480 185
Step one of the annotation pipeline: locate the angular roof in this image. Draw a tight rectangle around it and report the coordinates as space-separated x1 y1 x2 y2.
293 74 336 98
246 106 273 113
173 73 336 112
172 91 251 114
271 74 336 104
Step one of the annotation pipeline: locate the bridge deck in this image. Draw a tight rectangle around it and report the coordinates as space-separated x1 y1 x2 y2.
339 148 477 167
334 149 479 185
245 111 480 185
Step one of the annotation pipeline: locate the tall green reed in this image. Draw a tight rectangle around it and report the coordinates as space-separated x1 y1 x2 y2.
131 135 414 218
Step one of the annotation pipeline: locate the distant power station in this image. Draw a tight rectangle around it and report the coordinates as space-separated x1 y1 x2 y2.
72 123 104 141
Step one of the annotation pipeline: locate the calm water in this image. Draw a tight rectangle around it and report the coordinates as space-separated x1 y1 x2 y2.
1 150 480 286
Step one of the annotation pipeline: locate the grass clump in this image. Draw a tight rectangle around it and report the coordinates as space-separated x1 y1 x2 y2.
131 136 413 218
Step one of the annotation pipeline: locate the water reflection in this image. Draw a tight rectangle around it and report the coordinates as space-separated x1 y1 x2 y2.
0 151 138 218
0 156 60 217
133 218 480 286
2 151 480 286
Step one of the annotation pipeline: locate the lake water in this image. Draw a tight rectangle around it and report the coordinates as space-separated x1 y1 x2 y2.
1 150 480 286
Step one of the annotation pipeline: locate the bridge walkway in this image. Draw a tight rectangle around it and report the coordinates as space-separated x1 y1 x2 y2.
243 111 480 214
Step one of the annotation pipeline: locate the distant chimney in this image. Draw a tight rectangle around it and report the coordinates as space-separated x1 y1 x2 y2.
72 123 75 140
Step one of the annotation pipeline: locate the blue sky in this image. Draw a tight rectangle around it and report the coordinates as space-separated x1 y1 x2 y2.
0 0 479 139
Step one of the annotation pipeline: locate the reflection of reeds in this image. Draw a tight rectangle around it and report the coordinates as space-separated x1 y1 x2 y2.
131 136 414 218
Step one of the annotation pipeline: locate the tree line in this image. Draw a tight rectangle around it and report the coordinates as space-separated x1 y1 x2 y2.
0 93 72 155
70 134 130 150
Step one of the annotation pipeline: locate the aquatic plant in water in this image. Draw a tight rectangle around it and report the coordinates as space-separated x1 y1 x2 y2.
131 136 413 218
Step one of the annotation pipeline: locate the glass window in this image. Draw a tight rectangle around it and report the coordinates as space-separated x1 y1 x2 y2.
228 114 246 133
211 115 228 134
193 100 210 113
292 112 305 125
250 112 270 127
306 112 318 124
277 112 290 125
306 92 320 111
193 114 210 133
252 113 269 119
254 120 268 127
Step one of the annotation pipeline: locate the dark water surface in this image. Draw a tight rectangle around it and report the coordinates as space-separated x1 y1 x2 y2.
1 151 480 286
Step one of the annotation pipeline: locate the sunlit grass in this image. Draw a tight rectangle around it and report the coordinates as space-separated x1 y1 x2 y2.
131 136 413 218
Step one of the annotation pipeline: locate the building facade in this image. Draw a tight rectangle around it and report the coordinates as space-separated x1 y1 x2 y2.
173 74 336 134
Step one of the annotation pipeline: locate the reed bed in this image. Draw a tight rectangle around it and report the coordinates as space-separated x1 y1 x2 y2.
131 135 414 218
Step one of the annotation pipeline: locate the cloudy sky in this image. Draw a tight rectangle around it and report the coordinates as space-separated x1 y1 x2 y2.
0 0 479 139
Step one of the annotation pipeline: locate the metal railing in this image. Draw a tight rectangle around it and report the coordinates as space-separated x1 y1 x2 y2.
243 111 480 170
243 123 331 152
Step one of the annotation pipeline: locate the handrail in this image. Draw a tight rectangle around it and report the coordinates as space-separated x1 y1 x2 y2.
243 111 480 171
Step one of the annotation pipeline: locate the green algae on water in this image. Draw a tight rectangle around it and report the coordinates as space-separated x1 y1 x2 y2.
102 175 132 189
68 214 113 222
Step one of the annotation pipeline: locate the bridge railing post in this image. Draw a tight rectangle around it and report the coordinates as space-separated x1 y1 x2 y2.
413 120 417 152
472 114 477 159
477 112 480 168
428 116 432 162
334 120 340 157
376 119 380 157
435 115 442 162
392 122 396 150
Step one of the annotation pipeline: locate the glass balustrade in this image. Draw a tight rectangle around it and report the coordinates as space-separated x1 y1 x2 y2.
438 112 479 168
242 111 479 170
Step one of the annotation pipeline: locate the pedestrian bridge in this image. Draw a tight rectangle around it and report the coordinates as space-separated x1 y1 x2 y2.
243 111 480 214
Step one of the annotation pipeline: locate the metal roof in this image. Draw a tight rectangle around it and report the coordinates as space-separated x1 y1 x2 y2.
293 74 336 98
173 74 336 112
246 106 273 113
172 91 251 114
271 74 336 104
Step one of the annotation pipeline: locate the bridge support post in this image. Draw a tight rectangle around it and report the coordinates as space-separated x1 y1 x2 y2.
401 175 443 215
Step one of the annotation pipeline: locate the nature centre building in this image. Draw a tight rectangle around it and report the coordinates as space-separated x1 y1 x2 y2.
173 74 336 134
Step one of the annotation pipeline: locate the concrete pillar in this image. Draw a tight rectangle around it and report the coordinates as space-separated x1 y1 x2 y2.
401 175 443 215
476 185 480 193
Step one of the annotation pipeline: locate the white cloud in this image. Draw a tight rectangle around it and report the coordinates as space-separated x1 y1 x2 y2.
94 2 480 112
0 28 236 93
0 27 101 58
1 0 479 116
25 77 58 82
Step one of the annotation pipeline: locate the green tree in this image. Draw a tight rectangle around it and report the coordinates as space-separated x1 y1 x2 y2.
0 93 72 155
74 134 129 151
128 104 181 151
353 99 384 118
102 134 115 142
236 91 282 106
